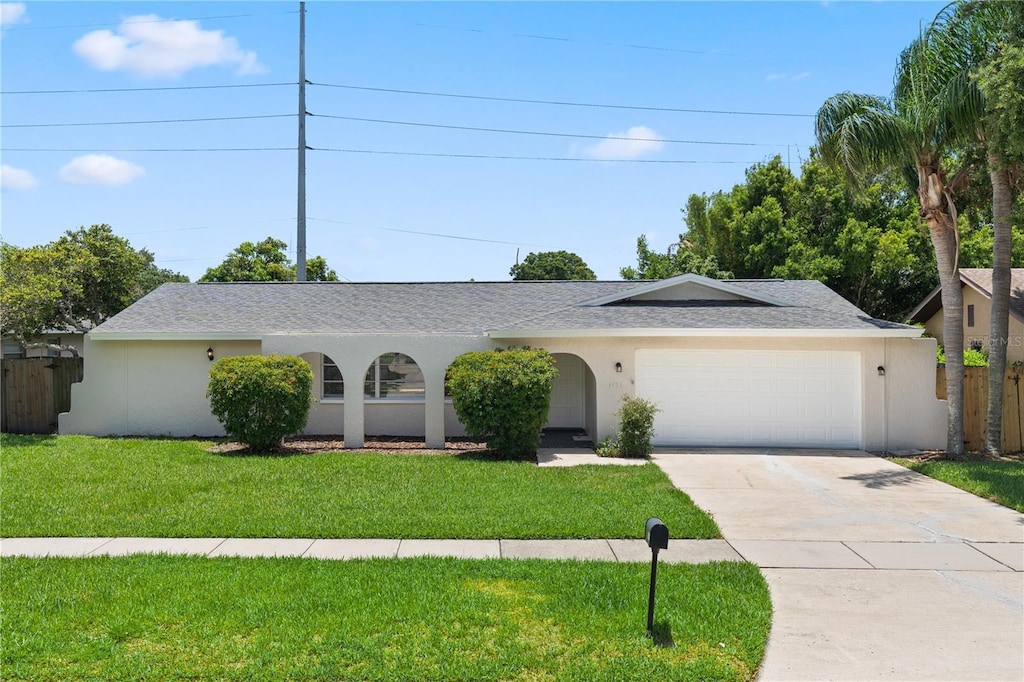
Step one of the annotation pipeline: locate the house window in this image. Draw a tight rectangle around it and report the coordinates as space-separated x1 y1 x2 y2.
967 304 975 328
322 354 344 399
364 352 424 400
2 339 25 359
46 338 60 358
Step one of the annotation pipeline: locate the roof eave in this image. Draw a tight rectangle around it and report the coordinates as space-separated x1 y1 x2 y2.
486 327 924 339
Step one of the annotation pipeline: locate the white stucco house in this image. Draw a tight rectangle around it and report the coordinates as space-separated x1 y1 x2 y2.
59 274 946 451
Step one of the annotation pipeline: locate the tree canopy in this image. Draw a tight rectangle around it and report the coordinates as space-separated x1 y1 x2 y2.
0 224 189 347
510 251 596 281
199 237 339 282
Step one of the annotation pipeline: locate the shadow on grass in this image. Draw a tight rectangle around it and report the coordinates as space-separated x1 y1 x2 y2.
651 620 675 648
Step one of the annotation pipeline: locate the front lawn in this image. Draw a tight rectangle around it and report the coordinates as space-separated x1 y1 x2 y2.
889 457 1024 512
0 555 771 681
0 435 719 539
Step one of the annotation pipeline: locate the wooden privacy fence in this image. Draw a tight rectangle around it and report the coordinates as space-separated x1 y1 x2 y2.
1 358 84 434
936 366 1024 453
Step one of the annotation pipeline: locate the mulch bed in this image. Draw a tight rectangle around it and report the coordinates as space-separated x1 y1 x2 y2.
885 450 1024 463
209 435 491 456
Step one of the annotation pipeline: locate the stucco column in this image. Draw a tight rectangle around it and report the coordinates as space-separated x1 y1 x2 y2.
343 384 365 448
424 365 446 449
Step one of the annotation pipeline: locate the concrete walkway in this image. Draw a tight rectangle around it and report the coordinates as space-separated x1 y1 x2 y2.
652 449 1024 682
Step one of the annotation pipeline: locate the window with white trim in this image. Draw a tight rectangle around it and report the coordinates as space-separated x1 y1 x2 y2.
364 352 424 400
322 354 344 398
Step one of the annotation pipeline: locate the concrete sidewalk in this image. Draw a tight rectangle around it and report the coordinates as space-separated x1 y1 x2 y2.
3 535 1019 571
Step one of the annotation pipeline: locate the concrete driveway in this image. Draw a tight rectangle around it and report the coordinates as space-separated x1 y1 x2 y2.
652 449 1024 682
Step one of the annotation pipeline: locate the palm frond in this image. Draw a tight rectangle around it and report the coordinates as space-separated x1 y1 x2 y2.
815 92 911 189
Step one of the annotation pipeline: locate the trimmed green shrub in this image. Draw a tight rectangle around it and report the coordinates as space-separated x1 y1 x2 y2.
446 348 558 459
616 395 660 458
206 354 314 451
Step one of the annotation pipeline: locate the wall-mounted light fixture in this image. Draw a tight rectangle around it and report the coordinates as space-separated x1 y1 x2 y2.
615 362 622 373
207 347 215 362
877 365 885 376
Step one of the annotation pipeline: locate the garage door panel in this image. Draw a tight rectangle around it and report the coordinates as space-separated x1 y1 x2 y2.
636 349 862 449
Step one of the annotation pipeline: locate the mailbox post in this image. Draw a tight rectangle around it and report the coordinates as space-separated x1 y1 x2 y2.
644 517 669 637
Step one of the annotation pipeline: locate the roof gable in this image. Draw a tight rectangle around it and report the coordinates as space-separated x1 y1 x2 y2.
907 269 1024 325
579 273 794 308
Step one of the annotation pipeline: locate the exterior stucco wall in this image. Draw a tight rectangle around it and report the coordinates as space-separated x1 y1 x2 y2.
921 288 1024 364
504 335 946 451
60 331 945 451
59 337 262 436
262 334 491 447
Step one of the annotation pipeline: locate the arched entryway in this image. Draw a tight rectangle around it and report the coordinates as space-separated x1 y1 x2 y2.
546 353 597 438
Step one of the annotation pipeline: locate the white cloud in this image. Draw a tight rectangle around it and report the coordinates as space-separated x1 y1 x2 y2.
73 14 264 78
1 165 38 190
0 3 27 27
59 155 145 185
585 126 664 160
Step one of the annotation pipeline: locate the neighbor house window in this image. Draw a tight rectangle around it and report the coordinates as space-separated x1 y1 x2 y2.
364 353 424 400
967 304 975 327
46 338 60 358
322 354 344 399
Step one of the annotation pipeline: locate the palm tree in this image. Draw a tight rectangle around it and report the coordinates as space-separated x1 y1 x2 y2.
926 1 1017 454
816 43 967 457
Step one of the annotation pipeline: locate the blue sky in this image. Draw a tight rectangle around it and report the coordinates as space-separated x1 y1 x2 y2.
1 1 947 282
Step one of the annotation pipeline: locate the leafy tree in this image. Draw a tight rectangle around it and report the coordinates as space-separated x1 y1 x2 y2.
0 224 188 351
510 251 596 281
206 354 314 451
619 235 732 280
304 255 339 282
200 237 294 282
200 237 339 282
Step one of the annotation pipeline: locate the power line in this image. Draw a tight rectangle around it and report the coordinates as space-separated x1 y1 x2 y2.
311 82 814 118
308 217 545 247
313 148 756 163
1 114 295 129
312 113 776 146
2 83 296 95
413 22 727 56
1 12 294 32
7 147 293 152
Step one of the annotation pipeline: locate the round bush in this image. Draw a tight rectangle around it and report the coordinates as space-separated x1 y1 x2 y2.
446 348 558 459
206 354 314 451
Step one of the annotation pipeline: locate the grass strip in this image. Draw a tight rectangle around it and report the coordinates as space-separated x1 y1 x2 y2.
0 555 770 681
1 435 719 539
889 457 1024 512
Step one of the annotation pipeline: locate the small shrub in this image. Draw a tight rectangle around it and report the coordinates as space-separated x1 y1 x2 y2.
206 354 314 451
446 348 558 459
595 436 619 457
616 395 660 458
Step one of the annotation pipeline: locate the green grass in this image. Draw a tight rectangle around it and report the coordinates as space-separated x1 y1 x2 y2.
0 555 771 681
0 435 720 539
890 458 1024 512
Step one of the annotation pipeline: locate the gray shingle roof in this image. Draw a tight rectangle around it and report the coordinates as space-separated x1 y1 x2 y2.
93 278 916 336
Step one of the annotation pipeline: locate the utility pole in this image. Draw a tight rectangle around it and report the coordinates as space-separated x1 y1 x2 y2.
296 1 307 281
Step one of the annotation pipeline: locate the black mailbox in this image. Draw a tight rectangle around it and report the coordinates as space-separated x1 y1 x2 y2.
645 517 669 550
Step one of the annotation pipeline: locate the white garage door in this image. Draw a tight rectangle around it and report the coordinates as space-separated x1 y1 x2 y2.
636 350 862 449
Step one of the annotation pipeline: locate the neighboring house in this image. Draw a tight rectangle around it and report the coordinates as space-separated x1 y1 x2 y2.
908 268 1024 364
60 274 946 451
2 331 85 359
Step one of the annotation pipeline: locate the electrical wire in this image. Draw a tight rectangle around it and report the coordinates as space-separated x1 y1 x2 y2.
1 114 295 129
310 82 814 118
313 148 755 163
2 83 296 95
6 147 293 152
311 113 775 146
1 12 294 32
308 217 545 247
